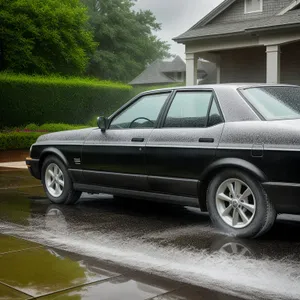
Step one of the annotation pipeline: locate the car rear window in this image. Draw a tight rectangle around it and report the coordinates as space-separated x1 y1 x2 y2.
240 86 300 120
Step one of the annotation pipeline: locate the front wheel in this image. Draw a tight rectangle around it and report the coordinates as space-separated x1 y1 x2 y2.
206 169 276 238
42 155 82 205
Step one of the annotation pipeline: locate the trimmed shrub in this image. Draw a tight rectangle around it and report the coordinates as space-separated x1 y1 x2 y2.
0 132 43 150
0 123 90 150
24 123 40 131
38 123 89 132
0 73 133 127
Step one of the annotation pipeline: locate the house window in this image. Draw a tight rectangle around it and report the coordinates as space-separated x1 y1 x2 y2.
245 0 263 14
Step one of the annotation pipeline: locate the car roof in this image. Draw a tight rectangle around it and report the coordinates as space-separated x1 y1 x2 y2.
142 83 299 94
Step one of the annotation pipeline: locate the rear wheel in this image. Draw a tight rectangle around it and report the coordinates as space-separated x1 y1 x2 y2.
206 169 276 238
42 156 81 205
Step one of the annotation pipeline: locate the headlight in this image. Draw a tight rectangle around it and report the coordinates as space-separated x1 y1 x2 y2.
29 145 33 156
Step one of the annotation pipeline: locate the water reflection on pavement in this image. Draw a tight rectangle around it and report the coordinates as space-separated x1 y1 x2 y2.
1 168 300 300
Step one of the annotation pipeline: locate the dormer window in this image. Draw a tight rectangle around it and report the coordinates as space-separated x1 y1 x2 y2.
245 0 263 14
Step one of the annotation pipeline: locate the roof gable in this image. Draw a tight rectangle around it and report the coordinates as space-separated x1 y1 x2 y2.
190 0 236 29
277 0 300 15
174 0 297 43
189 0 295 30
129 60 176 85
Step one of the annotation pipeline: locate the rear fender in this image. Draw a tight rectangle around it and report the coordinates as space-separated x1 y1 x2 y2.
198 158 267 211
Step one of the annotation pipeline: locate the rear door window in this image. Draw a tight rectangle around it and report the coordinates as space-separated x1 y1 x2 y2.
163 91 215 128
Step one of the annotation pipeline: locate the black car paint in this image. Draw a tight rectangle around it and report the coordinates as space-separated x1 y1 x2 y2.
27 84 300 214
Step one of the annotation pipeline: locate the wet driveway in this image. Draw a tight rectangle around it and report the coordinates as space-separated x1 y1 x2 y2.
1 167 300 299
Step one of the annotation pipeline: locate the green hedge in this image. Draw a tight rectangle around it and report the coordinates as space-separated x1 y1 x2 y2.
0 132 43 150
0 123 90 150
24 123 89 132
0 73 133 127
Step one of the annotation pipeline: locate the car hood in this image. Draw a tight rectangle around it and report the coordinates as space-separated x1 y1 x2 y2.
36 128 96 144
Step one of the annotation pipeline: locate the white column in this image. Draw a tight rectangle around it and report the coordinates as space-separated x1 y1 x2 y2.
266 45 281 84
186 53 198 86
216 56 221 84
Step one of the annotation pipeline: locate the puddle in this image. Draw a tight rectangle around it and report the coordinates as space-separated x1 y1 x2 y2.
1 221 300 300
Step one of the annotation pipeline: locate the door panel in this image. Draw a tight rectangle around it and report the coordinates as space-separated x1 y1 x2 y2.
81 92 170 191
146 124 224 185
146 90 224 196
82 128 152 190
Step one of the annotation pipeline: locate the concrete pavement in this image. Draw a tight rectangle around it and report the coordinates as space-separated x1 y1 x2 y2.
1 164 300 299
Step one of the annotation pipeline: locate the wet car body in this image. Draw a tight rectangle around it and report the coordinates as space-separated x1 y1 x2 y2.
26 83 300 237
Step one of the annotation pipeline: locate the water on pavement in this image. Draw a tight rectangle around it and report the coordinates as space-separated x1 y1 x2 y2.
1 168 300 300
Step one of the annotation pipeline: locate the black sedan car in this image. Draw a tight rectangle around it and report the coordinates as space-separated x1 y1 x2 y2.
26 84 300 238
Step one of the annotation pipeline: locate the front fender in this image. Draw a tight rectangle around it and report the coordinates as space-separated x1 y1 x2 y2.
40 147 69 168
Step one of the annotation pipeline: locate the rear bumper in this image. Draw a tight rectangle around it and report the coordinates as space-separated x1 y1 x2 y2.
25 157 41 180
263 182 300 214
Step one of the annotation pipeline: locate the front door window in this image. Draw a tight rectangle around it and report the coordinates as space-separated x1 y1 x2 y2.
110 93 170 129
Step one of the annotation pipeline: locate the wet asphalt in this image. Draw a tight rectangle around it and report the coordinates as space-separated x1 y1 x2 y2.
1 166 300 300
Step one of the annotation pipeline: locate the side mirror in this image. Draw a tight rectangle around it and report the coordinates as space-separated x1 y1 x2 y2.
97 116 107 132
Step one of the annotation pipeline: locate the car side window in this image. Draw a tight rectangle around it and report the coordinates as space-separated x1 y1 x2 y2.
110 93 170 129
207 97 223 127
164 91 212 128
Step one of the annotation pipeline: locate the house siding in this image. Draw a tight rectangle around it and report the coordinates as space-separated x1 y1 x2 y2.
220 47 266 83
208 0 292 25
281 41 300 85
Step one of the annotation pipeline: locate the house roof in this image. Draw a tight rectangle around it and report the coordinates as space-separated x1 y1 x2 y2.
161 55 186 72
190 0 236 29
129 56 208 85
174 0 300 43
174 9 300 43
129 59 176 85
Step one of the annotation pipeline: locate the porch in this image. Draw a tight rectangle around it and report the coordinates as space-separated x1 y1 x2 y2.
185 32 300 86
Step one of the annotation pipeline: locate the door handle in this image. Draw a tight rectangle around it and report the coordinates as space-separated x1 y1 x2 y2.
199 138 214 143
131 137 144 142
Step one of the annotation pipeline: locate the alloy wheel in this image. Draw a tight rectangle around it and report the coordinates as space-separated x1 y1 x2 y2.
45 163 64 198
215 178 256 229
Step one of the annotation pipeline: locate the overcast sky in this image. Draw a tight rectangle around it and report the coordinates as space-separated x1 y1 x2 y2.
135 0 223 59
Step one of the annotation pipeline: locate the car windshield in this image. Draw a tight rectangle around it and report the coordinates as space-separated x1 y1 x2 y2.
241 86 300 120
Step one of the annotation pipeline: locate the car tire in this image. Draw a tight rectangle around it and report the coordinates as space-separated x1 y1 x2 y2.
41 155 82 205
206 169 276 238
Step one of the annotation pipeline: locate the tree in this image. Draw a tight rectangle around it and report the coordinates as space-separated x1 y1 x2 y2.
0 0 96 75
83 0 170 82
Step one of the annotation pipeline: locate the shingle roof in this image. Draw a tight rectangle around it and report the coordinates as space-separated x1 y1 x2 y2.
174 8 300 43
129 59 176 85
161 56 186 72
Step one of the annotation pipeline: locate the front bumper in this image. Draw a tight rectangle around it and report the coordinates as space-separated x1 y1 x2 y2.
25 157 41 180
263 182 300 214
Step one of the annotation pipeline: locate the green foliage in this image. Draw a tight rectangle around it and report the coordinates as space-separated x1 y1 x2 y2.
0 123 90 149
0 73 132 127
23 123 88 132
86 116 99 127
0 0 96 75
83 0 170 82
39 123 89 132
0 132 42 150
0 73 128 88
24 123 39 131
